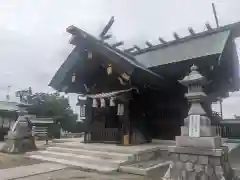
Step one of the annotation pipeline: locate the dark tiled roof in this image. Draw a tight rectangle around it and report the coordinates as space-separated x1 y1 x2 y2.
49 26 165 92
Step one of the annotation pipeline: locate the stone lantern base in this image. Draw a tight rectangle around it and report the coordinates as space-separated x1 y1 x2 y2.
167 145 238 180
176 136 222 149
1 132 37 154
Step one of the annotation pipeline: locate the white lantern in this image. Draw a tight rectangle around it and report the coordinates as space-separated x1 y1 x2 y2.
107 64 112 75
72 73 76 83
92 99 98 108
87 51 93 59
117 104 124 116
100 98 106 108
110 97 116 107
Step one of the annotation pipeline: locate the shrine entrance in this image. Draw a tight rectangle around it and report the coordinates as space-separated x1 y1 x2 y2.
89 106 121 143
79 90 133 144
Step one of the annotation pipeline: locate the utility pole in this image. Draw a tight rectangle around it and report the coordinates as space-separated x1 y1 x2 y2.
219 98 223 119
212 3 219 28
6 85 11 101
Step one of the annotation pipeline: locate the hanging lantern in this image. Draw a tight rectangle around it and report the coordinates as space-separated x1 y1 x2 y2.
107 64 112 75
72 73 76 83
110 97 116 107
92 98 98 108
100 98 106 108
87 51 93 59
117 104 124 116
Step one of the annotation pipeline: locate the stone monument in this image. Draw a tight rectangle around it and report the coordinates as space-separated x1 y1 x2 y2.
1 110 37 153
166 65 238 180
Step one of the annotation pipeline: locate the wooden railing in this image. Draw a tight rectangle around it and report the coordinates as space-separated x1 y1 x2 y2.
84 128 119 143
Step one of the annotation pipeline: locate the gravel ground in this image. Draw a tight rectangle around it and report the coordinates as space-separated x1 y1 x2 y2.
0 140 46 170
0 152 43 169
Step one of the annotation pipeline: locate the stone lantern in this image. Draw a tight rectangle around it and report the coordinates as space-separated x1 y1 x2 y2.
166 65 236 180
178 64 214 139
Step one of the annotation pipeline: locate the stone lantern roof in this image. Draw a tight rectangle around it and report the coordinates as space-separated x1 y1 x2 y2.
178 65 206 86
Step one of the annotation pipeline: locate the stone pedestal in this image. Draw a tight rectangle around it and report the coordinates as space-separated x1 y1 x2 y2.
176 136 222 149
164 65 238 180
168 145 237 180
1 115 37 153
1 135 37 153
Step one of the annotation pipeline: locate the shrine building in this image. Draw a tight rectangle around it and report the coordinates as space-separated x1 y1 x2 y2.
49 18 240 145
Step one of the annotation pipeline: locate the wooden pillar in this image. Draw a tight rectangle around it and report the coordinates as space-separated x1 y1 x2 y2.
117 93 131 145
77 97 92 143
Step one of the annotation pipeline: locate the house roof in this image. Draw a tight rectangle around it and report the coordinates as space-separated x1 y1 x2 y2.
135 30 231 68
31 118 54 124
49 26 165 92
50 21 240 94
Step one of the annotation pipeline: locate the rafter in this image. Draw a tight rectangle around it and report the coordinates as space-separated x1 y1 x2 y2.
158 37 167 44
173 32 180 40
133 45 141 51
146 41 153 47
188 27 195 35
124 47 136 53
102 34 112 41
111 41 124 48
205 23 213 30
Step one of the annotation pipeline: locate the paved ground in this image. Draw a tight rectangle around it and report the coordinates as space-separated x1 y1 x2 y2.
0 140 240 180
0 163 67 180
17 168 149 180
0 141 4 149
0 152 43 169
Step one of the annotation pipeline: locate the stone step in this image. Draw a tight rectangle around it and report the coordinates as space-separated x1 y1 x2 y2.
119 160 171 177
28 155 116 172
28 150 125 168
53 142 147 154
46 146 132 161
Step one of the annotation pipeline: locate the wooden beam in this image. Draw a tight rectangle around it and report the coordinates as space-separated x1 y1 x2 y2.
102 34 112 40
158 37 167 44
111 41 124 48
212 3 219 28
124 47 135 53
205 23 213 30
146 41 153 47
188 27 195 35
99 16 115 39
173 32 180 40
133 45 141 51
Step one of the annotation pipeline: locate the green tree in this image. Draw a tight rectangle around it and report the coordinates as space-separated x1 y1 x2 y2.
27 92 81 132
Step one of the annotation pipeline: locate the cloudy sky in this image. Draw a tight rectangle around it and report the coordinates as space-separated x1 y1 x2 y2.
0 0 239 118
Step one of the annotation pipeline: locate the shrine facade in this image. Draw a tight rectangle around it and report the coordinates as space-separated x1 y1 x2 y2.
50 18 240 145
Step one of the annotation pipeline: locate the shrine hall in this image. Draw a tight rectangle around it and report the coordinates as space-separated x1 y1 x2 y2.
50 18 240 145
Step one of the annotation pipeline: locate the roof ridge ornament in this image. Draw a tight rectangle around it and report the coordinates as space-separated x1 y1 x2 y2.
99 16 115 41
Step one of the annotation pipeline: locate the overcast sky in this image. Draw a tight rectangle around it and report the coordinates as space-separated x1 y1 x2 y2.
0 0 239 118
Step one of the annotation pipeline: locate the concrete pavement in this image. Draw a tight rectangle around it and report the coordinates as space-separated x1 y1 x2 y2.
0 163 67 180
0 141 4 149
